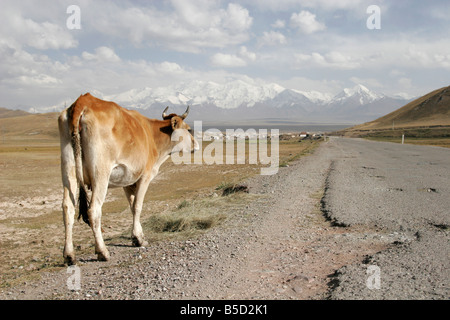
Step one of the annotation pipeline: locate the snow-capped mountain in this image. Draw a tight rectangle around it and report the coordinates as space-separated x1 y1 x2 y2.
104 80 285 110
103 80 341 113
322 85 412 122
331 84 382 105
25 81 410 124
297 90 334 105
101 81 410 123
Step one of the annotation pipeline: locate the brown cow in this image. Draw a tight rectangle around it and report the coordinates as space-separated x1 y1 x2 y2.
58 93 198 264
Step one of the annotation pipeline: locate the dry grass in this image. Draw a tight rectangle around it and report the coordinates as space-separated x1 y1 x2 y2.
365 136 450 148
337 125 450 148
356 127 450 148
0 128 320 288
141 194 246 241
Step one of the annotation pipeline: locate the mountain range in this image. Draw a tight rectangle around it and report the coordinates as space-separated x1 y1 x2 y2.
99 81 411 124
22 81 412 125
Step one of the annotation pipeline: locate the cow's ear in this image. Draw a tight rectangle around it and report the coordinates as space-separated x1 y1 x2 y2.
171 117 181 130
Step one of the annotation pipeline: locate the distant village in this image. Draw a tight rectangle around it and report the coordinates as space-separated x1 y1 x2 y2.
196 130 324 142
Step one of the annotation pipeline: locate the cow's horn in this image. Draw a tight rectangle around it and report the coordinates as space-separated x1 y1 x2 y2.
181 106 189 119
162 106 169 119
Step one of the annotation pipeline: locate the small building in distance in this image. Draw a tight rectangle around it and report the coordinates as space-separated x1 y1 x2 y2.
299 132 309 139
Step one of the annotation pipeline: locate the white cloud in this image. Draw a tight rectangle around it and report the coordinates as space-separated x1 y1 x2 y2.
239 0 365 11
0 42 67 88
169 0 253 32
209 46 256 68
297 0 365 10
20 20 78 50
258 31 287 47
89 1 253 53
290 35 450 71
211 53 247 67
15 74 61 86
271 19 286 29
0 8 78 50
404 46 450 68
156 61 185 74
290 10 326 34
170 0 218 28
295 51 359 69
238 46 257 61
222 3 254 32
82 47 120 63
325 51 360 69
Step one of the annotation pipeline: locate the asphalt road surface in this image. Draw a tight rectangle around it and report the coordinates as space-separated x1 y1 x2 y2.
323 137 449 299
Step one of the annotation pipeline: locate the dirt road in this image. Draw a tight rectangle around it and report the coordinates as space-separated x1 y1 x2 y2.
1 137 448 300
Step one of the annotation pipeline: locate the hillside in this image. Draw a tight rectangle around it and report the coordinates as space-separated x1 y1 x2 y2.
340 86 450 136
0 107 30 119
0 110 59 140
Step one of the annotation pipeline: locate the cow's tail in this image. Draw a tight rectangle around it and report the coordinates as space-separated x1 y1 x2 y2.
70 105 91 226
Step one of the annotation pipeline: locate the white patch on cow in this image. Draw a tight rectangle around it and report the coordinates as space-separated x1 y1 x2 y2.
109 164 135 188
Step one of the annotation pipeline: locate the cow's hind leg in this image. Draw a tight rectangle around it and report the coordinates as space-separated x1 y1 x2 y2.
124 178 150 247
88 176 110 261
61 166 78 265
59 112 78 265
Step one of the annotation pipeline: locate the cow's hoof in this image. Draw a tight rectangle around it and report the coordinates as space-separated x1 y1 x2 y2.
132 237 148 247
97 251 110 261
64 255 77 266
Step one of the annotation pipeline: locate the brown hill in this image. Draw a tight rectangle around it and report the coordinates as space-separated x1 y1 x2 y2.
0 107 30 119
342 86 450 135
0 109 59 140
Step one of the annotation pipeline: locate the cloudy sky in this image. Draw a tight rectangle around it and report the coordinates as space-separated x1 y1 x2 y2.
1 0 449 110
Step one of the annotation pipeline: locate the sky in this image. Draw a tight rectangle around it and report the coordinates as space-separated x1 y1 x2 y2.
0 0 449 110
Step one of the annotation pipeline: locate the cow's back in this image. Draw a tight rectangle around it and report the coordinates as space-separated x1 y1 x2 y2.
70 93 158 185
72 93 152 151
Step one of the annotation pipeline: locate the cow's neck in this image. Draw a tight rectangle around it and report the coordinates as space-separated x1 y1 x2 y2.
149 118 173 164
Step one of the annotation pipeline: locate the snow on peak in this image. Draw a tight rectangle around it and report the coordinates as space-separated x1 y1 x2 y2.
292 89 333 104
333 84 383 104
102 81 390 111
106 79 286 109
